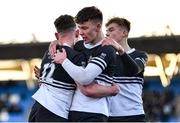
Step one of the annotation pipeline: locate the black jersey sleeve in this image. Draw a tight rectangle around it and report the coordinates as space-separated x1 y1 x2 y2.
89 45 117 71
121 51 148 75
58 45 85 66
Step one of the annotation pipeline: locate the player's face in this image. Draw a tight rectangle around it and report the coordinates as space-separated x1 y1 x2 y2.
77 21 99 44
106 23 125 43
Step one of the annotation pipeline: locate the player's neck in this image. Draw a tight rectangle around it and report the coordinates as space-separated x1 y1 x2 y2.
60 37 74 48
119 39 131 52
90 31 105 45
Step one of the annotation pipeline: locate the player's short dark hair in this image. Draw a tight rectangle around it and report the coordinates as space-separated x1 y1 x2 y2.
75 6 103 24
54 14 76 33
105 17 131 32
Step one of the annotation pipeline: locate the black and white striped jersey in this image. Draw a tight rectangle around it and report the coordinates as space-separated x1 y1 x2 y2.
39 45 84 88
32 45 85 119
108 48 148 117
74 40 116 84
69 40 116 116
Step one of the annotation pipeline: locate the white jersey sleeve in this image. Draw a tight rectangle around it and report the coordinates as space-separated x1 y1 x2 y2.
62 58 102 85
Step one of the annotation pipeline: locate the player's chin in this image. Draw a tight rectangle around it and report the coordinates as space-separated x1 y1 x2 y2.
84 40 90 44
86 38 93 44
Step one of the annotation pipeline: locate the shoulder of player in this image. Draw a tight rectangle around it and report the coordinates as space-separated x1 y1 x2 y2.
57 46 79 57
132 49 147 55
74 40 84 51
75 40 83 46
57 45 73 52
131 50 148 59
101 45 116 50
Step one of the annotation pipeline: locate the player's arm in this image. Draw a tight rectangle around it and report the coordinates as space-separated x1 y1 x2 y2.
102 37 125 55
33 65 42 86
102 37 148 74
53 49 102 85
121 52 148 74
34 65 40 79
33 52 48 85
53 46 116 85
76 82 120 98
48 40 60 58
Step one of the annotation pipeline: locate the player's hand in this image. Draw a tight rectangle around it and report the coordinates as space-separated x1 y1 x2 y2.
49 40 60 58
111 83 120 96
53 48 67 64
33 65 42 86
34 65 40 79
102 37 115 46
102 37 125 55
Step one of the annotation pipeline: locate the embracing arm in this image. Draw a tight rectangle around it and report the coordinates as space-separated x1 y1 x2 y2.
61 58 102 85
53 45 116 85
48 40 59 58
53 48 105 85
102 37 148 74
77 82 120 98
121 52 148 74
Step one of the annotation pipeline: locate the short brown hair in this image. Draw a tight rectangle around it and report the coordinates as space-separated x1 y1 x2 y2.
105 17 131 32
75 6 103 24
54 14 76 33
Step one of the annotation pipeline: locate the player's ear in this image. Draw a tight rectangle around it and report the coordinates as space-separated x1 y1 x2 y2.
96 23 102 32
75 29 79 38
55 32 59 40
123 30 128 37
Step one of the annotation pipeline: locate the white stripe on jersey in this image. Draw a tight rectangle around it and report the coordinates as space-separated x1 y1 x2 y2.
95 77 113 84
135 57 146 67
53 79 76 87
113 79 144 84
113 76 143 81
99 74 114 81
95 74 114 84
90 57 107 70
113 76 144 84
39 78 76 90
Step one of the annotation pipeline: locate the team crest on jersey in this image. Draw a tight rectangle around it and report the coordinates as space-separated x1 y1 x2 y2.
99 53 106 59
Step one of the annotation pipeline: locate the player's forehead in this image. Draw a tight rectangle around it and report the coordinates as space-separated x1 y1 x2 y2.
107 23 120 29
77 21 95 28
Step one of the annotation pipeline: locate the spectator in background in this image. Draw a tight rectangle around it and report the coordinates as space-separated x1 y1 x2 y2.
175 95 180 121
8 94 22 113
161 89 175 122
0 93 9 122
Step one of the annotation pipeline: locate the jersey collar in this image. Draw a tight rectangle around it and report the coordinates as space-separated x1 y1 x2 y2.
126 48 135 54
63 43 71 47
83 40 102 49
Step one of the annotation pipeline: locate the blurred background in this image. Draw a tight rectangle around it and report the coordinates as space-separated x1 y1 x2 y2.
0 0 180 122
